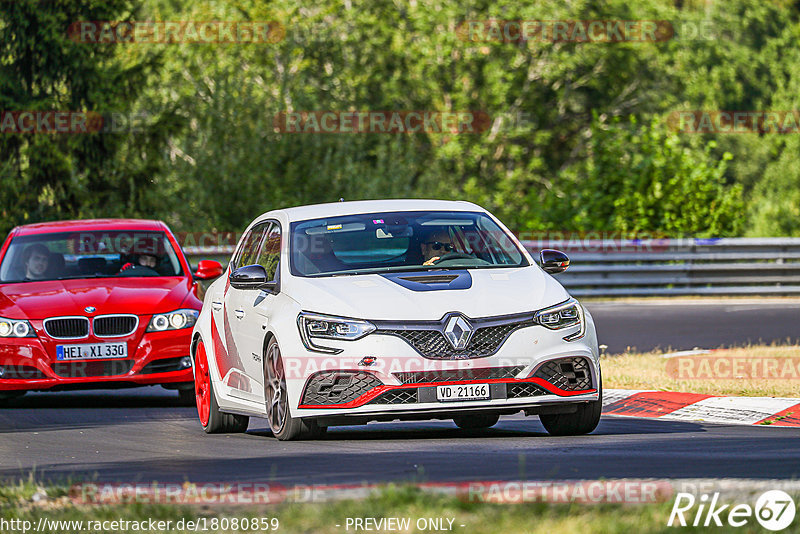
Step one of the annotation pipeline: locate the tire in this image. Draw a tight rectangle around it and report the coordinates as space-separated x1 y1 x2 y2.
194 340 249 434
264 337 325 441
540 369 602 436
453 414 499 429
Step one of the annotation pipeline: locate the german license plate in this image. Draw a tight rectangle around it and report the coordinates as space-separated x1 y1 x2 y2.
436 383 490 402
56 342 127 360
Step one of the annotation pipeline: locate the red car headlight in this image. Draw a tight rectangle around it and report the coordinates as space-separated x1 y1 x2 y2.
0 317 36 338
146 309 199 332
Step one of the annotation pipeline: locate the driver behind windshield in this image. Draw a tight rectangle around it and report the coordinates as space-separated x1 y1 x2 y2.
421 228 456 266
22 243 50 280
119 238 160 274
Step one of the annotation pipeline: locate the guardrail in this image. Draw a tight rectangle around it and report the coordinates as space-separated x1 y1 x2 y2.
185 238 800 297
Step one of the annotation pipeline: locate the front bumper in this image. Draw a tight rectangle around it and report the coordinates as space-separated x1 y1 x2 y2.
0 327 193 392
282 313 600 419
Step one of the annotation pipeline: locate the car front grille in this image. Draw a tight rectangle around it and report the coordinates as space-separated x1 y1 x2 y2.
93 315 138 337
393 366 526 385
0 365 48 380
507 382 548 398
140 356 188 375
532 357 592 391
52 359 134 378
43 317 89 339
377 314 534 360
300 371 383 406
370 389 419 404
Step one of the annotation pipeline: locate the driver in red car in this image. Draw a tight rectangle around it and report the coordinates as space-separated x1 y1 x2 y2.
119 237 160 275
22 244 50 280
421 228 456 266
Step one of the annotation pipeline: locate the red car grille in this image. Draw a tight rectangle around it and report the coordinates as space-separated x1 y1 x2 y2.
52 360 134 378
93 315 138 337
43 317 89 339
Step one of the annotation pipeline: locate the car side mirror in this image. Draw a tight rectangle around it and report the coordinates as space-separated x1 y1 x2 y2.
230 264 278 292
194 260 224 280
540 249 570 274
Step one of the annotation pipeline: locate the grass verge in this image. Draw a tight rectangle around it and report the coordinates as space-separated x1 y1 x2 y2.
603 345 800 397
1 481 781 534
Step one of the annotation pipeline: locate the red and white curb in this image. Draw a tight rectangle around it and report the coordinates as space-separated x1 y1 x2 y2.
603 389 800 426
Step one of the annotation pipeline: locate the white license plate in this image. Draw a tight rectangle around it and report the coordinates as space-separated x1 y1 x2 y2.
56 342 128 361
436 383 490 402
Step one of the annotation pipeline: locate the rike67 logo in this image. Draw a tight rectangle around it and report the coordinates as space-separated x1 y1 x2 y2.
669 490 796 530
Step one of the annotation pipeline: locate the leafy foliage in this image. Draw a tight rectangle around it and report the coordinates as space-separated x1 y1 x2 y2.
2 0 797 236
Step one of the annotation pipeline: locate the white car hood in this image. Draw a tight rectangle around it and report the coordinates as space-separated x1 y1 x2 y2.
283 267 570 321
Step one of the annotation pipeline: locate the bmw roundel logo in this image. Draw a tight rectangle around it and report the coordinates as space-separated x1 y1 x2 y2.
84 306 96 313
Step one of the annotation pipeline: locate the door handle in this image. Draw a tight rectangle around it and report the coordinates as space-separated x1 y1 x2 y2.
234 309 245 320
211 301 223 311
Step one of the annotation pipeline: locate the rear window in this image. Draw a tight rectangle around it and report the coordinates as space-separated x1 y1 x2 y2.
0 230 184 282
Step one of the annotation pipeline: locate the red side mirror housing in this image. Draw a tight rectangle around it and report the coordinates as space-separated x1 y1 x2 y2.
194 260 224 280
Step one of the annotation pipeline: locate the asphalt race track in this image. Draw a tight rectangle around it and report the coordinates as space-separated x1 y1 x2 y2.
1 301 799 485
587 300 800 354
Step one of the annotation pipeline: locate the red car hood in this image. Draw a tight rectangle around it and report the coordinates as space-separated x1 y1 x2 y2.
0 278 193 319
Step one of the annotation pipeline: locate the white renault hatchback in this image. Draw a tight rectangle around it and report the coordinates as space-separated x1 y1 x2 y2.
191 200 601 440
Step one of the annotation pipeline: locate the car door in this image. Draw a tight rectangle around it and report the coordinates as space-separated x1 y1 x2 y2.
210 222 269 402
225 221 282 403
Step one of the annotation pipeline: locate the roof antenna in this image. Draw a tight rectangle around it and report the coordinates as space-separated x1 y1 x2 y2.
338 198 345 202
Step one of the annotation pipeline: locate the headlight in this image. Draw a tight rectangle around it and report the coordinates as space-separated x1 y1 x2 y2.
297 312 376 354
534 298 585 341
146 309 199 332
0 317 36 338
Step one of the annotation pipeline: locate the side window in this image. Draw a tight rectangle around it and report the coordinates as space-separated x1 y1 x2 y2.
233 223 268 269
256 223 281 281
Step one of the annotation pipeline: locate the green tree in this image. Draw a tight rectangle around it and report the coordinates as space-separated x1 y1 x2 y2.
0 0 180 234
561 115 744 236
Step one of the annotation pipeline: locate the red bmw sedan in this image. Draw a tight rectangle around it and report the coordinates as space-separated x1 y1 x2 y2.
0 219 223 404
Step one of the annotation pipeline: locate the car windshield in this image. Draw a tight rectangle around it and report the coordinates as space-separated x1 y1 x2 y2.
290 210 528 277
0 230 184 282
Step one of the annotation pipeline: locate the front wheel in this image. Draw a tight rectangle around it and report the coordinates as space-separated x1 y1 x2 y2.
194 340 249 434
539 370 602 436
264 338 325 441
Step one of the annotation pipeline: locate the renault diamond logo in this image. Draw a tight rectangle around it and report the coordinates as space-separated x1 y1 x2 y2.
443 315 473 350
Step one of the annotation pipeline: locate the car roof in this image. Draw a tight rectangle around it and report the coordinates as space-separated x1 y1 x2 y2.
271 199 486 223
13 219 166 236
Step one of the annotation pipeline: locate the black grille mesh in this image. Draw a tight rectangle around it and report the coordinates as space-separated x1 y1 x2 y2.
532 357 592 391
381 322 530 360
370 389 418 404
507 383 548 398
394 366 525 385
140 357 186 375
93 315 137 336
44 318 89 338
0 365 47 379
301 371 383 405
52 360 134 378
